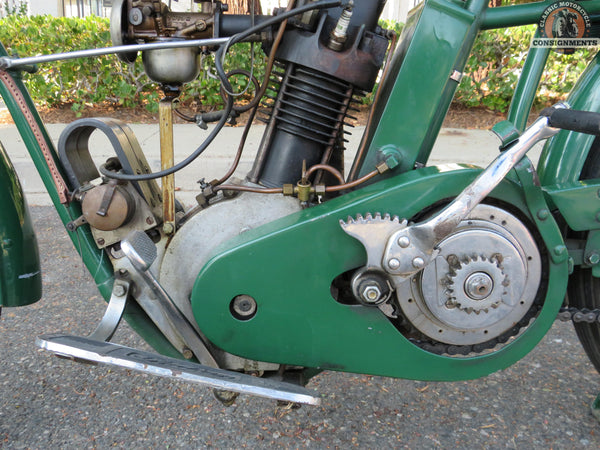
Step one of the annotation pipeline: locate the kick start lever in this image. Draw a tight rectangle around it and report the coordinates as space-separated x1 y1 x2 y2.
342 104 566 283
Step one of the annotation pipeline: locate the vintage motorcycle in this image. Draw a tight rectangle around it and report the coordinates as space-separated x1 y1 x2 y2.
2 0 600 407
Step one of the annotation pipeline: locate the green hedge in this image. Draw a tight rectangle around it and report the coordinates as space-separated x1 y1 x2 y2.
457 25 595 111
0 15 595 114
0 14 264 113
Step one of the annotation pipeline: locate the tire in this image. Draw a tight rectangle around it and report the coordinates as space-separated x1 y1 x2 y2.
567 136 600 373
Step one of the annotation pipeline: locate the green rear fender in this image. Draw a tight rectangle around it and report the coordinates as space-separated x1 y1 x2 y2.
0 140 42 307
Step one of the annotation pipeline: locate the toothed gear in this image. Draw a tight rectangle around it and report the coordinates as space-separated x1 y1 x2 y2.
340 213 408 269
444 255 508 314
392 204 544 348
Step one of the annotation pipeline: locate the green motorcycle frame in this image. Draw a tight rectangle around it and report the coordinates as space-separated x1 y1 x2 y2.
1 0 600 385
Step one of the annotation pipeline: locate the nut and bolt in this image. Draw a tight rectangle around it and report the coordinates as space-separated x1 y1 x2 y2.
146 216 155 225
360 285 382 304
587 252 600 265
464 272 493 300
112 283 127 297
96 238 105 246
163 222 175 235
182 347 194 359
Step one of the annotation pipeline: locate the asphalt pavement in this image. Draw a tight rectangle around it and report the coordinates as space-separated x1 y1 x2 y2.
0 122 597 448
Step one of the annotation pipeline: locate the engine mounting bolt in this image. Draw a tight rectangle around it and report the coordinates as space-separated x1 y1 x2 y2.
163 223 175 235
388 258 400 270
537 209 549 221
182 347 194 360
587 252 600 265
412 257 425 269
113 284 126 297
398 236 410 248
361 285 382 304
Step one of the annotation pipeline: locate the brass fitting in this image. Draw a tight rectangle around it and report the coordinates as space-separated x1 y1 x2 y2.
296 180 312 203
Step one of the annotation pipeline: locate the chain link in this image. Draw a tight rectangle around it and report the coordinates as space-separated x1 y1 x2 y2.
557 307 600 323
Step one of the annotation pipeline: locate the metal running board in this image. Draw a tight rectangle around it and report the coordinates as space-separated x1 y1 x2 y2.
37 334 321 406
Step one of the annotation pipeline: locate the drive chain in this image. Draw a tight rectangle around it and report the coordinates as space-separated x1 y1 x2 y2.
557 306 600 323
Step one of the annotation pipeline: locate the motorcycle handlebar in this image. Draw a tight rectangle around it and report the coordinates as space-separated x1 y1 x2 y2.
541 107 600 136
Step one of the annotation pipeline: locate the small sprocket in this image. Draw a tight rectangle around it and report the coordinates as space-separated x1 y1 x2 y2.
445 255 508 314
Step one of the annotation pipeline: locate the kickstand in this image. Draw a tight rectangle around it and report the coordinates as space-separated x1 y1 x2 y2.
88 272 130 342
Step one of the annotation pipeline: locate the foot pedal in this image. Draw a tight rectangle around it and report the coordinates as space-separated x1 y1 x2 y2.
37 334 321 406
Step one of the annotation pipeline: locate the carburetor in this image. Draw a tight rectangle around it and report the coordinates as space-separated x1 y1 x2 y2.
111 0 225 84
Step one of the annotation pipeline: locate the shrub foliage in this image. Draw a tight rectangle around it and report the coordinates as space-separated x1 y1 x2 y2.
0 15 595 114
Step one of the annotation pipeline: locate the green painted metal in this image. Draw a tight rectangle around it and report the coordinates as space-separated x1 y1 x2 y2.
513 158 568 265
538 52 600 187
582 230 600 276
506 29 549 133
352 0 479 178
0 43 180 358
480 1 600 30
491 120 520 147
0 142 42 307
192 166 568 381
544 182 600 232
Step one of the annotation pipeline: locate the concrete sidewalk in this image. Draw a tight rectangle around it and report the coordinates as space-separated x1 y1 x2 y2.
0 121 545 207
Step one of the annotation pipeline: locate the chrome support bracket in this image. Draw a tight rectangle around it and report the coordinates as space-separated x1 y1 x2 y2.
122 231 219 368
88 275 130 342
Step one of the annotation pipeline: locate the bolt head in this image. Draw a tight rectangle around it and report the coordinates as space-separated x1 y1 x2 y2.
388 258 400 270
113 284 126 297
412 257 425 269
163 223 175 235
361 285 382 304
398 236 410 248
587 252 600 265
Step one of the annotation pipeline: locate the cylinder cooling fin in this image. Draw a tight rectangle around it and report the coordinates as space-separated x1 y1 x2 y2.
254 61 363 187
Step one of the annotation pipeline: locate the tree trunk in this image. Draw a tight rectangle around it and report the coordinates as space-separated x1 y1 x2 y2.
223 0 263 15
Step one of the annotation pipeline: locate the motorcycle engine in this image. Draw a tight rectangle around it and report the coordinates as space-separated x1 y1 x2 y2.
93 0 391 370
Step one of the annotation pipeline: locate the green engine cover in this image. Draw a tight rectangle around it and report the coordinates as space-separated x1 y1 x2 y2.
0 141 42 307
191 166 568 381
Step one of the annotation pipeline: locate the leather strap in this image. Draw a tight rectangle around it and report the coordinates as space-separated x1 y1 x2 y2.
0 70 69 204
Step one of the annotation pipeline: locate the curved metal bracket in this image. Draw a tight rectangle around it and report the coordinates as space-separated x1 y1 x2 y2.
57 117 162 214
89 277 130 342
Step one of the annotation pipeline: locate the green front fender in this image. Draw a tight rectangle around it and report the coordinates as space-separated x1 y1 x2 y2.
0 140 41 307
192 165 568 381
